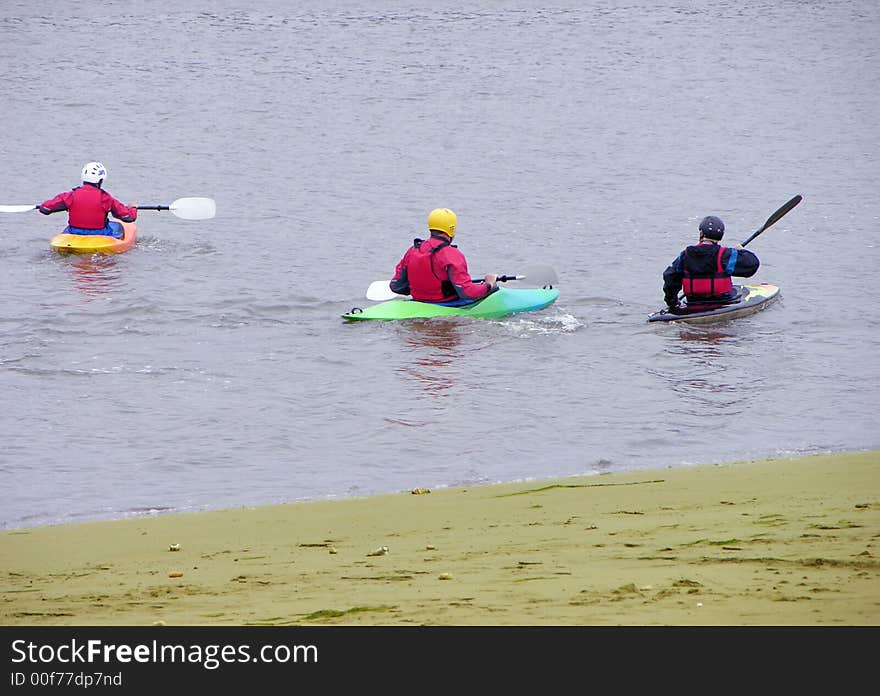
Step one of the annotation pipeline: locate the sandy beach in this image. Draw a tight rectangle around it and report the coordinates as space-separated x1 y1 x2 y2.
2 450 878 626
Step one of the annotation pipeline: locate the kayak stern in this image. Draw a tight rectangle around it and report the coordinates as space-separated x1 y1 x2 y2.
50 220 138 255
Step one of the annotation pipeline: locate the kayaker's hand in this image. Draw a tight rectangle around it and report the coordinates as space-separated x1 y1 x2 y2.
484 273 498 290
733 243 745 250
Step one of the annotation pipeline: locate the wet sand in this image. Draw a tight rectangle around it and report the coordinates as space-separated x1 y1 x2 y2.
1 450 878 626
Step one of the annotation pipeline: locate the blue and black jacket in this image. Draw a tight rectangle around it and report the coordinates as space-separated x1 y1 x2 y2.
663 241 759 306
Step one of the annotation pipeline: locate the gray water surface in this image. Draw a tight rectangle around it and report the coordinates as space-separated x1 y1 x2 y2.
1 1 878 530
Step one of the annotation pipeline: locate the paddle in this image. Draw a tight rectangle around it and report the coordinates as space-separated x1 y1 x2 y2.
366 264 558 301
136 197 216 220
1 197 217 220
0 204 38 213
740 194 802 247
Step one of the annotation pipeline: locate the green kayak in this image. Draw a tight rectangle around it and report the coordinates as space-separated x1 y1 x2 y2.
343 287 560 321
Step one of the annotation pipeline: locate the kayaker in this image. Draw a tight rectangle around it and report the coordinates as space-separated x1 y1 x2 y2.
662 215 760 308
38 162 137 238
390 208 498 304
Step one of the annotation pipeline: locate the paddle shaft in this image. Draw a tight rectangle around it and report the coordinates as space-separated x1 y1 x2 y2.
365 268 556 302
2 198 215 220
740 194 802 247
135 198 216 220
367 275 519 301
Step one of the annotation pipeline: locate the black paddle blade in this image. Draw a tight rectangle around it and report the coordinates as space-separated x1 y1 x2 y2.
764 194 802 229
741 194 802 247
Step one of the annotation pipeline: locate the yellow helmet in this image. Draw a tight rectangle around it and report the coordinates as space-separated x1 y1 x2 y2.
427 208 457 238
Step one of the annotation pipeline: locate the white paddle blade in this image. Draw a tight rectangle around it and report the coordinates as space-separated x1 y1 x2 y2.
507 264 558 287
169 197 216 220
366 280 405 302
0 204 37 213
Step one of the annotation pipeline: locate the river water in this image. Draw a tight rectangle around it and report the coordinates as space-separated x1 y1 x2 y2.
1 0 878 530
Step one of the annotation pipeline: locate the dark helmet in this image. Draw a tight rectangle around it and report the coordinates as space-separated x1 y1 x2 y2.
699 215 725 240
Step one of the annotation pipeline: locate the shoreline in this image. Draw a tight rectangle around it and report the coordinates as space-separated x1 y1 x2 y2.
2 450 878 626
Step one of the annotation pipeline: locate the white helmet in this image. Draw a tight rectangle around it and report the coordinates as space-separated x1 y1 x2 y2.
81 161 107 184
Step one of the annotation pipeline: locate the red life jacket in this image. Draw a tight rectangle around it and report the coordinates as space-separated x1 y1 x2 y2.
682 244 733 298
391 235 492 303
402 237 458 302
67 185 111 229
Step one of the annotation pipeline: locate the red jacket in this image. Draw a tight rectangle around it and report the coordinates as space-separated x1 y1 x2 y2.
390 235 492 303
39 183 137 229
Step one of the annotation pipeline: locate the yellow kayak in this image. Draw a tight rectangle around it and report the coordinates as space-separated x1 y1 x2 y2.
50 220 137 255
647 283 780 324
